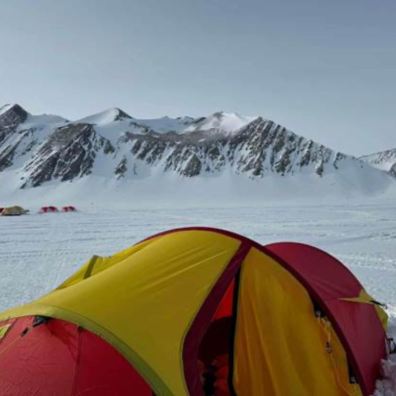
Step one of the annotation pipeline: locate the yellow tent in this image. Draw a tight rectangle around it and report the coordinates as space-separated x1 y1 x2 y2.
1 205 29 216
0 227 388 396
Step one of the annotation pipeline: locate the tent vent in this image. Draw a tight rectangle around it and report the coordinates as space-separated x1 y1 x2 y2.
313 300 325 318
348 361 358 384
33 316 50 327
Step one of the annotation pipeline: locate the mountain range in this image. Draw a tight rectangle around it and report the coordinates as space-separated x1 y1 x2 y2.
0 103 394 205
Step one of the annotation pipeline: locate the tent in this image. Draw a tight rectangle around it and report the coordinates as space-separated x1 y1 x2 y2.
62 205 77 212
39 206 59 213
0 205 29 216
0 227 389 396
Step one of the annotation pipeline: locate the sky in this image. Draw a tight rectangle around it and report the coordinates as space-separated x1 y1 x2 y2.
0 0 395 156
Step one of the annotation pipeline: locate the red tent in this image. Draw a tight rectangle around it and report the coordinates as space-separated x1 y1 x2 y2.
62 206 77 212
40 206 59 213
0 208 4 214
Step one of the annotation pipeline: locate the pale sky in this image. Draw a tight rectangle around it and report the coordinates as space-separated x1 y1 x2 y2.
0 0 395 156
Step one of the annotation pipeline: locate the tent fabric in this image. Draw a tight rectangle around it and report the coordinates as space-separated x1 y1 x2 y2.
183 241 250 395
1 206 28 216
340 289 388 329
0 316 152 395
0 227 388 396
233 247 361 396
0 230 241 395
265 242 388 395
0 324 10 339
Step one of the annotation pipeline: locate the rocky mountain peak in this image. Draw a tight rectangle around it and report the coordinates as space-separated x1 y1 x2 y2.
184 111 258 135
360 148 396 177
75 107 132 126
111 108 132 121
0 104 394 195
0 104 29 127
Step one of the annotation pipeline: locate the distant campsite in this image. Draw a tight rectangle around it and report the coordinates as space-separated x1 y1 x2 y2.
0 205 77 216
0 206 29 216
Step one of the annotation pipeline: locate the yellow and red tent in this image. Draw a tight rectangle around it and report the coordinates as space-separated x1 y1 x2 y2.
0 227 388 395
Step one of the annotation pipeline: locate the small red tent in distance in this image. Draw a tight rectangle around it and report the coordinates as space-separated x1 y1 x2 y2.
0 208 4 214
40 206 59 213
62 206 77 212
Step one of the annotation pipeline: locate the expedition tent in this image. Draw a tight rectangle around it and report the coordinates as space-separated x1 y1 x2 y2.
0 205 29 216
0 227 389 396
39 206 59 213
62 205 77 212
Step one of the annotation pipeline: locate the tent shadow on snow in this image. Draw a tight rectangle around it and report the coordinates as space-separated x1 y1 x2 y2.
0 227 390 396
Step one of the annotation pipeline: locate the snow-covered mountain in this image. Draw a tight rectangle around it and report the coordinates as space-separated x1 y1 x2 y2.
0 103 394 204
360 149 396 177
183 111 256 134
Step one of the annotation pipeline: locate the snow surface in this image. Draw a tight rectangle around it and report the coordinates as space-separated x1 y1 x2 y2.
1 171 395 210
136 115 195 133
74 109 194 134
74 110 254 135
184 111 257 134
75 108 130 125
1 201 395 309
375 306 396 396
0 202 395 393
361 149 396 173
0 103 14 116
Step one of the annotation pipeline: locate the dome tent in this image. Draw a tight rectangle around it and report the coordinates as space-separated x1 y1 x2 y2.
1 205 29 216
62 205 77 212
39 206 59 213
0 227 388 396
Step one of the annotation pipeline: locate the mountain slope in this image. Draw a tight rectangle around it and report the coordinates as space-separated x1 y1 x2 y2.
0 104 394 204
0 104 67 173
360 149 396 177
183 111 257 134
